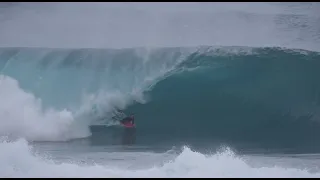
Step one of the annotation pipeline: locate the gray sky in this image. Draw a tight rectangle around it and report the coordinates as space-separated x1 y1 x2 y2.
0 2 319 51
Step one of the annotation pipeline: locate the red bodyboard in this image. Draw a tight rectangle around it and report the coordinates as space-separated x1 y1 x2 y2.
120 122 135 128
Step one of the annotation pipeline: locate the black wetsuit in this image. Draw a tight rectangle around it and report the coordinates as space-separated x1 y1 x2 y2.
121 116 134 125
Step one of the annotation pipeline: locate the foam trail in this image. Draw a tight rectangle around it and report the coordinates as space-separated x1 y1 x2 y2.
0 139 319 178
0 75 91 141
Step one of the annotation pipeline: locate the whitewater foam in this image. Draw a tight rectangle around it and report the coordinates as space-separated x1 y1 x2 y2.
0 75 90 141
0 138 319 178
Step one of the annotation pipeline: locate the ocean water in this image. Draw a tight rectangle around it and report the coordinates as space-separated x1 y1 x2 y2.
1 2 320 178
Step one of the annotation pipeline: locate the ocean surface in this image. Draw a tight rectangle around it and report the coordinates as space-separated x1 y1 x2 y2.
1 2 320 178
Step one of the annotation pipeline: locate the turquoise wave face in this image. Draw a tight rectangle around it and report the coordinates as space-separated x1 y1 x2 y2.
1 46 320 146
126 47 320 146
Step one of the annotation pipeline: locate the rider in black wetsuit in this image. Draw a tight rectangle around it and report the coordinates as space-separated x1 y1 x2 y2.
121 114 134 125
